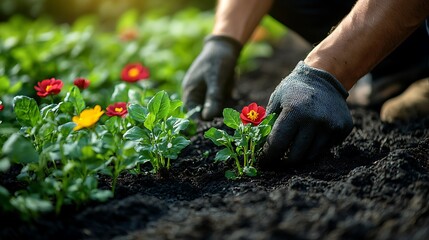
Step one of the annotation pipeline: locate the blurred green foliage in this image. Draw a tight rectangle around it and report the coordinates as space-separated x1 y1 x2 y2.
0 8 215 116
0 7 286 123
0 0 216 26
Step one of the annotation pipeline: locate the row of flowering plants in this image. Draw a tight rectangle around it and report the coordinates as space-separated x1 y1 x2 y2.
0 78 275 220
0 64 191 219
0 8 286 220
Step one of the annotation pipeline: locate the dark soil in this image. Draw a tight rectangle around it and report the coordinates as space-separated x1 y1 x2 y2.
1 33 429 240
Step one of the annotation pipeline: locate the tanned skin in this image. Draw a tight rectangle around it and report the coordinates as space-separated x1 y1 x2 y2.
211 0 429 90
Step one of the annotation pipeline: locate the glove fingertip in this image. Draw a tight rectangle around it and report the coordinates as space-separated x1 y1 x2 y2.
266 95 281 115
259 142 283 169
261 136 286 162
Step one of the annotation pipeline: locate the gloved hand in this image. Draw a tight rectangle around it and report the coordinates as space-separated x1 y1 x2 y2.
262 61 353 165
182 35 242 120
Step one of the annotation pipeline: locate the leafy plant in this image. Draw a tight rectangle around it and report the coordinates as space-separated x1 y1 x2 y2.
204 103 275 179
124 91 190 174
1 86 115 217
0 6 287 219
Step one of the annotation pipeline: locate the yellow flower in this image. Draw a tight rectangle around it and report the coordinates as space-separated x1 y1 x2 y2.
72 105 104 131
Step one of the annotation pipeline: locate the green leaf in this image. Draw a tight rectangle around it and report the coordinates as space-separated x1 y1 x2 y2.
2 133 39 164
233 130 249 148
111 83 129 103
58 101 74 115
254 113 276 142
163 136 190 160
260 113 276 126
58 122 76 137
128 104 148 122
169 99 183 115
170 136 190 152
148 91 170 121
0 158 11 172
90 189 113 202
63 142 82 159
225 170 237 180
127 88 141 105
223 108 241 130
40 104 57 120
124 126 150 141
0 185 12 211
243 166 257 177
10 195 53 216
204 127 232 146
258 124 272 138
144 113 156 131
63 162 76 174
13 96 41 127
64 86 86 114
214 148 233 162
105 116 121 134
138 151 153 163
39 122 56 140
81 146 96 159
166 117 189 134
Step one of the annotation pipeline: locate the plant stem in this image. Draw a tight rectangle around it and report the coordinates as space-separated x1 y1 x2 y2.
141 86 147 104
121 118 128 133
58 142 65 168
56 176 68 214
250 140 255 166
243 143 248 168
112 157 119 193
234 155 242 176
160 155 165 169
227 142 242 175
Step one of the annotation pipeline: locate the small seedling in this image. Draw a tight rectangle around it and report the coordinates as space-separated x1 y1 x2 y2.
204 103 275 179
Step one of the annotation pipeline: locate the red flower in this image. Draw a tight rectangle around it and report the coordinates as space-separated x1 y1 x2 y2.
240 102 266 126
73 78 90 90
0 104 4 111
106 102 128 118
34 78 63 98
121 63 150 82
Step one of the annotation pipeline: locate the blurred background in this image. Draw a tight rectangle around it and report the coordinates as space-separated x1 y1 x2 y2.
0 0 216 27
0 0 286 126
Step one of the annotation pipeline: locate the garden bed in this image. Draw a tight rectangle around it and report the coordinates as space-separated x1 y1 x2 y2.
1 33 429 240
2 107 429 240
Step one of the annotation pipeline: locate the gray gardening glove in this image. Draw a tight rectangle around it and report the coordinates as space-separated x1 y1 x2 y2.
262 61 353 165
182 35 242 120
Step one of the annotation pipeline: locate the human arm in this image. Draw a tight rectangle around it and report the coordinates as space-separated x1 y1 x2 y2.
182 0 273 120
212 0 274 44
305 0 429 90
263 0 429 164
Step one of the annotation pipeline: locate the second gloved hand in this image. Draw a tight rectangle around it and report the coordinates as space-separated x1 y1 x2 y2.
182 35 242 120
263 61 353 165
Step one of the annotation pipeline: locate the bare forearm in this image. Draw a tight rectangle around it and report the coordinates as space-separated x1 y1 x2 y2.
212 0 274 44
305 0 429 90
